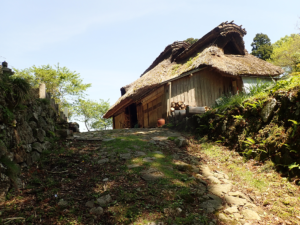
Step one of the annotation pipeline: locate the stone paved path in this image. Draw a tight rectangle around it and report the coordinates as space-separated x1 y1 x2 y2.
68 128 264 225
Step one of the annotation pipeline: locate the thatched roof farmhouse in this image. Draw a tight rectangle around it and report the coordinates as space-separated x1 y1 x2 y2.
104 22 283 129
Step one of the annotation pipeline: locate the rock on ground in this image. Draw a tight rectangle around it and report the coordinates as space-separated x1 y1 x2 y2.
85 201 94 208
241 209 261 220
58 199 68 208
208 183 232 197
90 207 103 215
97 194 112 206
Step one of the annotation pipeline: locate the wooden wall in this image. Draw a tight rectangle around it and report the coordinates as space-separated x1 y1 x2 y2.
113 69 243 129
136 103 144 128
168 69 240 107
141 86 164 128
162 84 169 119
114 112 125 129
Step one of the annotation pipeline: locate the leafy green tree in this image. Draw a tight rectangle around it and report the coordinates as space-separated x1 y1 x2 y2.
185 38 199 45
73 99 112 131
269 34 300 75
13 64 91 109
251 33 273 60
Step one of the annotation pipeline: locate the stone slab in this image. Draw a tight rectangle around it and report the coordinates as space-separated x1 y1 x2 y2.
208 183 232 197
224 195 247 206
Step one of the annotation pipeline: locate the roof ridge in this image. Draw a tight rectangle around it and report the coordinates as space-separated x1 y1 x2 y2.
175 21 247 61
140 41 190 77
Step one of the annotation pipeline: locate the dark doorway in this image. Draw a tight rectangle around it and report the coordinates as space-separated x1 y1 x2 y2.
128 103 138 128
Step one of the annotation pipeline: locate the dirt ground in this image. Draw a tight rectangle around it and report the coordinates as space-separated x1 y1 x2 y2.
0 128 299 225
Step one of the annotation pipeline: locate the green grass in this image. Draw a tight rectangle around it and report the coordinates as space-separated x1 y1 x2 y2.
214 79 274 111
214 75 300 112
192 140 300 223
200 142 269 191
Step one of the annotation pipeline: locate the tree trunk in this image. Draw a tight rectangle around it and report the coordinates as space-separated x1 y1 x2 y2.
84 121 90 132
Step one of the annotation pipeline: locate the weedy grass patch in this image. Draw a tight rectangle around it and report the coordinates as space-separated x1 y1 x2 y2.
190 139 300 224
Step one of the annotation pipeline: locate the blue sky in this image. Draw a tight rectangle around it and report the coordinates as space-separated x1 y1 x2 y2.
1 0 299 130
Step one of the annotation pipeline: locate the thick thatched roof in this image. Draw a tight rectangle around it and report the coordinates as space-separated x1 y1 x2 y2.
176 21 247 61
104 22 284 118
140 41 191 77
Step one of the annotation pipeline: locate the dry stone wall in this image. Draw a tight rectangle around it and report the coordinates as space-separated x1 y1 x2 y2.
0 62 79 202
179 88 300 177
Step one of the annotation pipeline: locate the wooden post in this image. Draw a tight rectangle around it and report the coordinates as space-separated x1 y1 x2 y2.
167 82 172 122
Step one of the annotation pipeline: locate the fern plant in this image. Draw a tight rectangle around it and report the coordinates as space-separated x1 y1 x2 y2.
288 119 299 137
0 155 20 186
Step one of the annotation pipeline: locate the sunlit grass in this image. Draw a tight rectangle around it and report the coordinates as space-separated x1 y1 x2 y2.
192 140 300 223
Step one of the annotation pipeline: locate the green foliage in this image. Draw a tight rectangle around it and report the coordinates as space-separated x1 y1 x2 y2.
244 137 256 145
214 79 273 111
167 136 177 141
269 34 300 74
271 75 300 92
232 115 244 121
214 92 247 111
184 38 198 45
0 155 20 183
248 80 274 96
0 105 14 123
283 144 297 154
186 57 196 68
73 99 112 131
0 72 31 108
13 63 91 111
288 162 300 170
251 33 273 60
243 99 265 110
163 123 174 128
288 119 299 137
37 98 50 105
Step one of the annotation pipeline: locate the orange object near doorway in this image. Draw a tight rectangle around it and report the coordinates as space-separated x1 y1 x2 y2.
157 118 165 127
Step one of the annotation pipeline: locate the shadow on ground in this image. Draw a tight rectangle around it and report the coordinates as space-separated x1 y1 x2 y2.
0 128 225 225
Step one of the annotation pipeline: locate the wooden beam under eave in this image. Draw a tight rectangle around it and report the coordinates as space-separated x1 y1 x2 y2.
230 35 245 55
105 98 133 118
167 82 172 122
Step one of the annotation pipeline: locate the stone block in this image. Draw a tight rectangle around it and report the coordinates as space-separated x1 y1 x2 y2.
31 151 40 163
26 153 33 166
17 121 35 144
0 182 10 203
90 207 103 215
261 98 277 122
39 83 46 99
96 194 112 206
57 129 70 138
32 142 43 153
208 183 232 197
175 137 187 147
241 209 261 220
28 121 37 130
0 140 7 157
31 112 39 122
64 107 68 118
33 128 46 142
42 141 52 151
46 92 51 100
